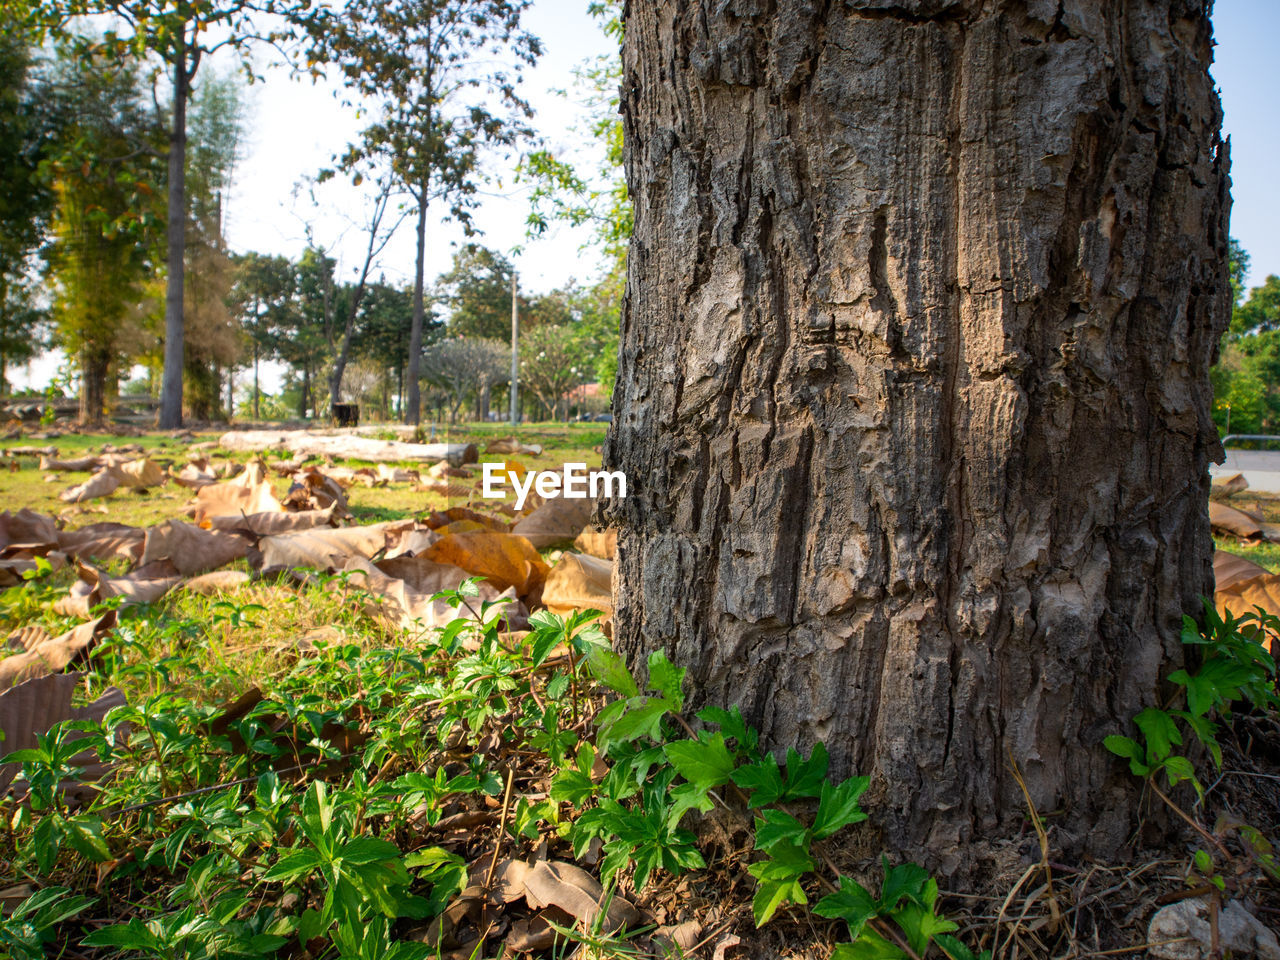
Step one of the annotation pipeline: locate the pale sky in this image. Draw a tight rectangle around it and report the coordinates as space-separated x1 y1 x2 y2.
13 1 1278 389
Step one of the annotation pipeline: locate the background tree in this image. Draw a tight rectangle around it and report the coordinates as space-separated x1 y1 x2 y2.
419 335 506 423
15 0 314 427
42 50 163 423
0 17 55 391
182 72 244 420
351 278 416 418
229 251 294 419
517 323 581 421
303 0 542 425
609 0 1230 873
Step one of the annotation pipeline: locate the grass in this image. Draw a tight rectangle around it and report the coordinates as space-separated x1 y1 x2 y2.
0 422 607 530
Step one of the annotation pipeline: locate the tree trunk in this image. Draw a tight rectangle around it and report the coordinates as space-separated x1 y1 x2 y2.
405 189 429 424
253 342 260 420
610 0 1231 874
158 38 189 430
79 348 109 426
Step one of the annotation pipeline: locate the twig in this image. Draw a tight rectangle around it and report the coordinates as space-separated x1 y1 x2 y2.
484 767 516 890
1147 779 1230 857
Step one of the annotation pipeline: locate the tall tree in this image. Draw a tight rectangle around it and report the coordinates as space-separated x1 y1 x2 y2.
0 17 55 389
229 251 294 419
42 50 163 423
303 0 542 425
609 0 1231 874
15 0 311 427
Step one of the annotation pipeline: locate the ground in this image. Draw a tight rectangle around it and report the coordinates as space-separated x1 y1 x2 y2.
0 422 1275 960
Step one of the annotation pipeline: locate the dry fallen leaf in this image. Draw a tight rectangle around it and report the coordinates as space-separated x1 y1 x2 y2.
0 672 126 796
208 505 338 536
189 464 284 523
521 860 640 932
424 532 549 597
1209 501 1264 540
141 521 253 576
59 467 123 503
1214 551 1280 649
256 521 416 572
1211 472 1249 497
485 437 543 456
56 522 145 563
542 553 613 619
574 527 617 560
0 509 59 554
116 458 165 489
184 570 253 596
0 612 117 691
511 496 594 548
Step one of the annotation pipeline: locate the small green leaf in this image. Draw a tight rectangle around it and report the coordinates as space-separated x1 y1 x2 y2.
753 809 809 854
732 754 786 807
663 733 735 788
1133 707 1181 762
646 651 685 711
814 875 878 940
812 776 870 839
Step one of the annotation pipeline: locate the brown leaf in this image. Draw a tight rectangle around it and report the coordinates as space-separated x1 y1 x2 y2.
521 860 640 932
542 553 613 620
141 521 253 576
1214 552 1280 649
59 467 123 503
1211 472 1249 497
1208 501 1262 539
171 461 219 488
256 521 415 572
39 455 102 472
0 552 66 587
208 505 338 536
485 437 543 456
511 496 594 549
574 527 617 560
0 612 116 691
342 557 523 637
189 467 284 523
0 509 58 554
423 507 508 532
56 522 145 563
652 919 703 954
424 532 549 597
0 672 126 796
116 458 164 488
185 570 252 595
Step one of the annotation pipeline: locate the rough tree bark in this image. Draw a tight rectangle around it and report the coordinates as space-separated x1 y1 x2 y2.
608 0 1231 874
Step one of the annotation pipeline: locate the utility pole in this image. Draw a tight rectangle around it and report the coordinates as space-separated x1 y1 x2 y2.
510 270 519 427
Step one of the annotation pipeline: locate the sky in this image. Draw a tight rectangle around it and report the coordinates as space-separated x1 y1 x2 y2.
1209 0 1280 288
12 1 1279 389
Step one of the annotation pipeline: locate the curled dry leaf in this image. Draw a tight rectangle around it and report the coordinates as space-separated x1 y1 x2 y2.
141 521 253 576
256 520 415 572
1209 501 1265 540
170 461 219 489
0 552 66 587
207 505 338 537
424 532 549 597
0 611 116 691
189 471 284 523
484 437 543 456
542 553 613 620
521 859 641 933
56 522 145 563
116 458 164 489
342 556 523 637
39 455 102 472
574 527 618 560
0 672 127 797
511 496 595 548
0 509 58 555
59 467 123 503
1214 551 1280 649
1211 472 1248 497
423 507 509 533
